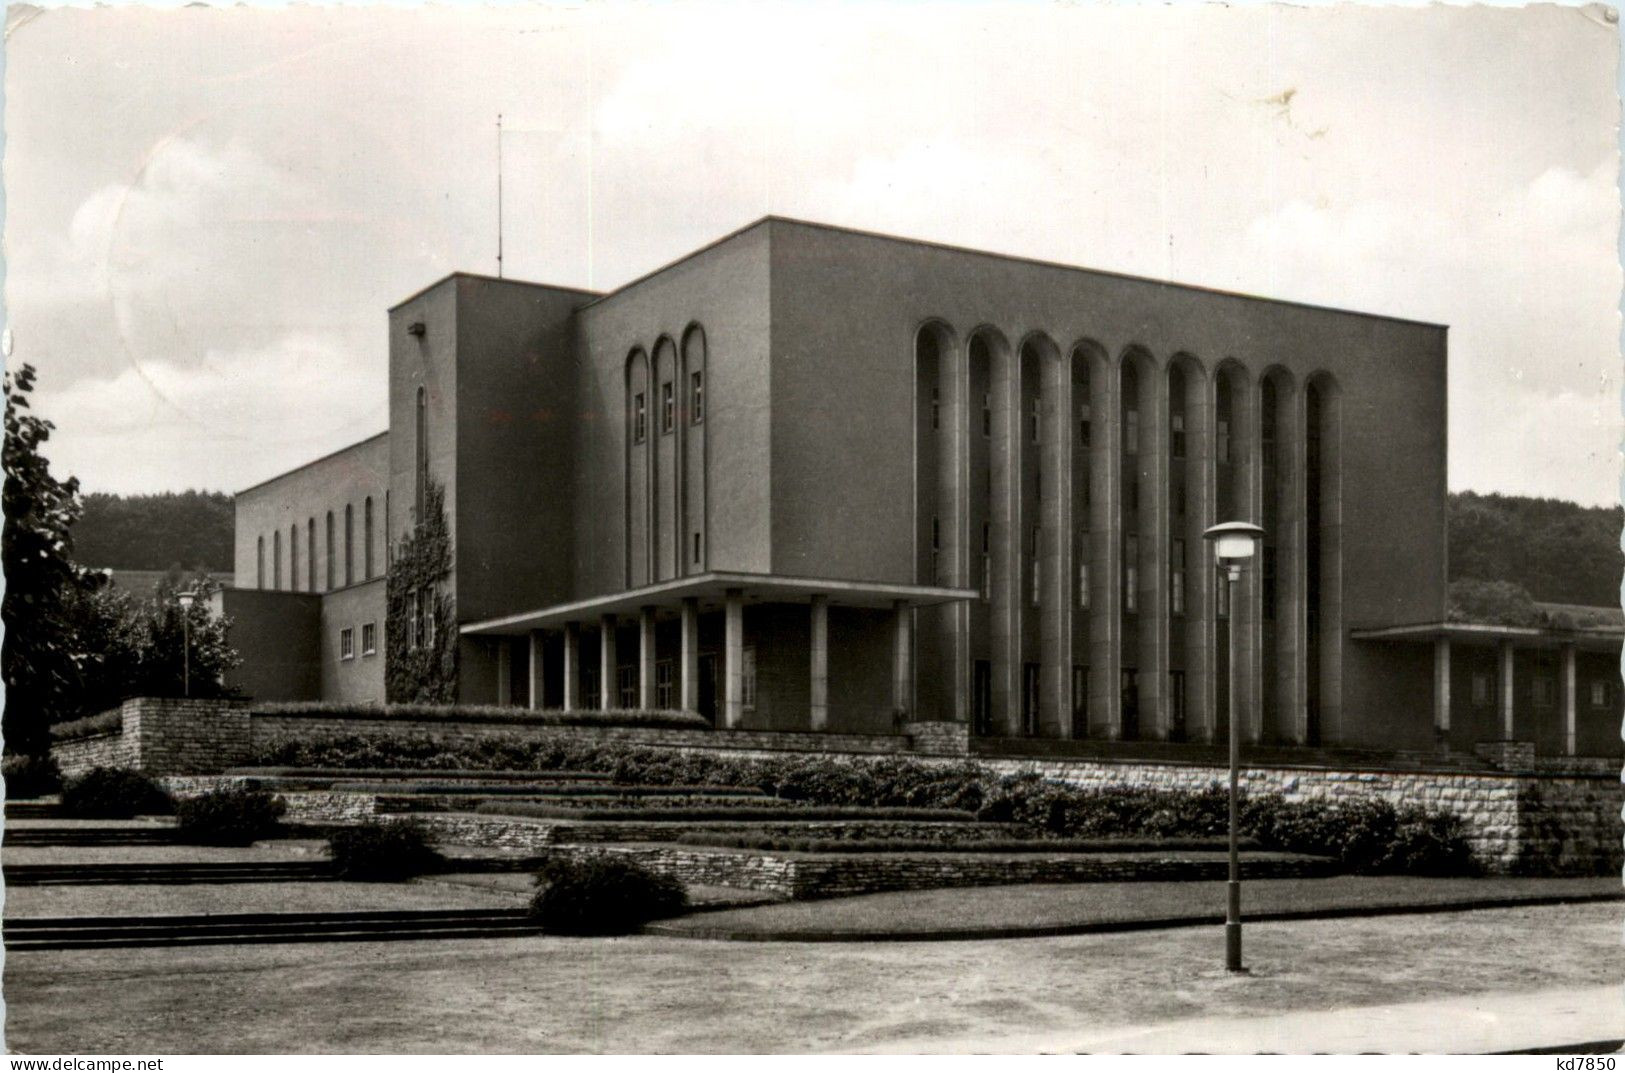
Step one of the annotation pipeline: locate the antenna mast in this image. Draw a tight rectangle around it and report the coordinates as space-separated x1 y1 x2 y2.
496 113 504 279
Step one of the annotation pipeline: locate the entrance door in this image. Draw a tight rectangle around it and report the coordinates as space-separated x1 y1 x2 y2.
972 660 992 736
698 654 719 725
1120 668 1140 740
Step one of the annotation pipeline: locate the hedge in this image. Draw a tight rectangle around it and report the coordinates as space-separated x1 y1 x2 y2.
674 834 1263 854
479 801 981 822
253 702 710 731
50 710 124 742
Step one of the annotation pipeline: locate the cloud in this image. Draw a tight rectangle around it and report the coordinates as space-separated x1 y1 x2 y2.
33 332 386 494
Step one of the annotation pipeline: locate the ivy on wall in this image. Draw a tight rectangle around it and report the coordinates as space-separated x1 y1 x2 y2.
385 480 457 702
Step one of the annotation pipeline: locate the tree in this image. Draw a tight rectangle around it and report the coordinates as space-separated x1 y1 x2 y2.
2 364 103 754
75 573 240 714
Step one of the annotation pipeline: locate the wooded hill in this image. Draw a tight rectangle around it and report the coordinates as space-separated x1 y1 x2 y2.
72 490 233 572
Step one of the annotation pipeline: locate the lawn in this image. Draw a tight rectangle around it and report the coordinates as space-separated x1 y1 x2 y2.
5 902 1618 1052
651 874 1623 940
2 877 522 919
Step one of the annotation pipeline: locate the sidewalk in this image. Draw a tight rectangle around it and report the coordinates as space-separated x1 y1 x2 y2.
873 986 1624 1054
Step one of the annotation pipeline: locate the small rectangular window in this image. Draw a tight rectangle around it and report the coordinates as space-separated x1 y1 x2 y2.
340 627 355 661
1028 397 1041 444
1473 672 1493 706
690 371 704 425
931 516 941 585
692 531 702 564
741 646 758 710
1169 670 1187 735
656 659 675 709
1124 536 1139 613
661 382 675 433
618 665 638 708
1077 560 1091 609
1030 526 1042 607
981 523 992 601
1127 475 1139 512
1171 539 1187 617
361 622 377 656
930 388 940 431
1591 679 1610 707
1533 675 1555 709
1072 665 1088 724
1216 573 1230 618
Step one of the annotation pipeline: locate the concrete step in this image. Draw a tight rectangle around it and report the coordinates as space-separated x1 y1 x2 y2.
5 907 543 950
2 861 336 886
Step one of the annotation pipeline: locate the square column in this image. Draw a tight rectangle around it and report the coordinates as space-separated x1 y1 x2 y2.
680 597 700 713
639 607 657 709
495 640 512 707
892 599 912 722
809 595 829 730
1498 639 1515 739
599 613 618 711
562 621 580 712
1432 637 1451 743
528 629 545 710
723 588 744 728
1562 642 1577 755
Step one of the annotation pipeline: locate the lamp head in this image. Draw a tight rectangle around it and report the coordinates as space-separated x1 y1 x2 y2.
177 589 197 610
1202 521 1266 564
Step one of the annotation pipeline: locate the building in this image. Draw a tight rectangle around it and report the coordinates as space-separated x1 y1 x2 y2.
219 217 1621 760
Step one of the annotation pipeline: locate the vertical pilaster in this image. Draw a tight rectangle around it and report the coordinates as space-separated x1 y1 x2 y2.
639 607 656 709
1239 378 1264 744
528 629 545 710
1043 354 1072 737
1089 357 1122 738
723 588 744 728
945 332 970 725
680 597 700 713
1187 366 1215 743
1141 363 1170 739
1433 637 1451 742
892 599 912 720
1562 642 1577 755
1499 639 1516 739
562 621 580 712
992 343 1020 735
809 595 829 730
1282 386 1310 743
599 614 618 711
496 640 511 707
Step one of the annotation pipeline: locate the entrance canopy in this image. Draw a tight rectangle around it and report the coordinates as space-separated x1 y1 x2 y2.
461 571 979 636
1350 616 1623 653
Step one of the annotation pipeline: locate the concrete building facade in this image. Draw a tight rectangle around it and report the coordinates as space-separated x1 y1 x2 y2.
224 217 1621 759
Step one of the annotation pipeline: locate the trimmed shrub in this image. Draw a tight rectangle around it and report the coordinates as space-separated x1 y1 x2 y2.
175 787 286 846
2 752 62 798
480 801 978 822
327 819 444 880
673 833 1257 853
256 702 710 731
60 767 172 818
49 709 124 742
528 857 688 935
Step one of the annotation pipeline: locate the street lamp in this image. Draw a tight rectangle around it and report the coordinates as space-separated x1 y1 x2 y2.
1202 520 1265 973
177 589 198 698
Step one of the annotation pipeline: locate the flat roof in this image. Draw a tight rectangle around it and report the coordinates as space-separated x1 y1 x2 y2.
1351 620 1624 651
386 271 601 314
461 572 979 635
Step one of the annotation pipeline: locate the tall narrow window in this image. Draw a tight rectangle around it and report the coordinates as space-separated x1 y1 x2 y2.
290 525 299 592
307 518 316 592
1216 572 1230 618
273 531 282 589
1171 413 1186 459
656 659 675 708
1169 671 1187 738
690 371 705 425
661 382 675 433
583 666 601 711
692 531 702 565
1127 474 1139 512
741 646 758 710
1078 402 1092 448
256 536 265 589
1077 557 1091 610
1125 407 1140 455
1124 535 1139 613
340 627 355 661
981 523 992 600
1173 474 1186 518
1217 418 1231 463
617 665 638 708
1027 397 1040 444
1072 666 1088 726
415 386 428 523
1473 672 1492 706
930 388 940 431
364 497 374 579
1030 526 1042 606
982 393 992 437
1262 546 1278 621
344 504 355 587
1022 663 1040 736
1170 538 1187 616
633 392 647 443
325 512 335 590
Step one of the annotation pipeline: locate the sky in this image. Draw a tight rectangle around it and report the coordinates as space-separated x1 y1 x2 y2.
3 1 1621 505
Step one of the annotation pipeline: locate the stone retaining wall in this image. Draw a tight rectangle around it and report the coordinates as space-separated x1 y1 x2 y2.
51 731 138 774
53 699 251 776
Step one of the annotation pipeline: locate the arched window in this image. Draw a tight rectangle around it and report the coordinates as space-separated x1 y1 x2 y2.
364 497 375 579
273 530 282 590
289 524 300 592
256 536 265 589
325 512 336 590
345 503 355 586
415 386 428 523
307 518 316 591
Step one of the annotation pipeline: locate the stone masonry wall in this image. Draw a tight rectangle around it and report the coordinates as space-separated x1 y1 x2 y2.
51 731 139 776
52 698 250 776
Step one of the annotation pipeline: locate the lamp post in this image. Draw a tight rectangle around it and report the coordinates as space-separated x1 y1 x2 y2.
177 590 198 698
1202 521 1265 973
